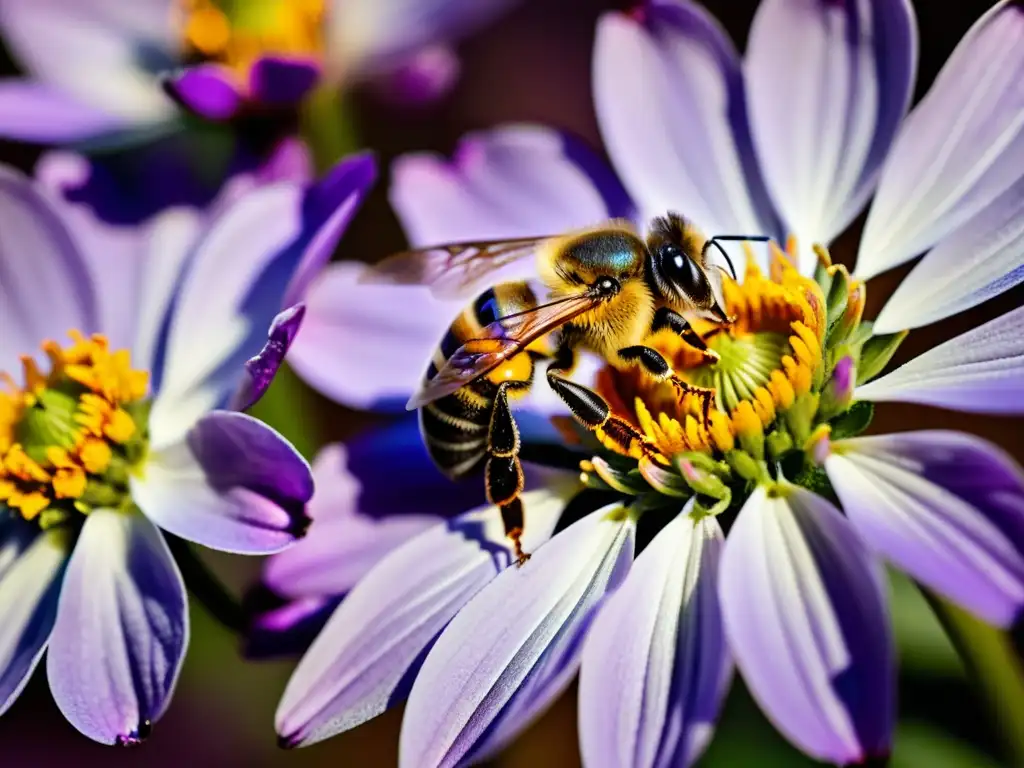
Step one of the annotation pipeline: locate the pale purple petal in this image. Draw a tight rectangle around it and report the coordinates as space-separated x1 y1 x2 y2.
719 485 894 764
745 0 916 257
256 138 314 184
856 2 1024 278
275 487 570 748
827 431 1024 627
231 304 306 411
289 262 464 411
399 504 635 768
0 522 68 716
856 305 1024 414
871 173 1024 333
390 124 634 249
0 0 177 123
131 411 313 555
261 439 450 601
0 80 126 141
46 510 187 745
579 504 729 768
327 0 515 76
594 2 780 270
250 56 321 108
0 164 98 374
373 45 461 105
163 65 244 121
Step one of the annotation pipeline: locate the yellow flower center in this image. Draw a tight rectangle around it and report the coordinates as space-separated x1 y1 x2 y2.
595 241 828 461
0 332 150 528
178 0 326 79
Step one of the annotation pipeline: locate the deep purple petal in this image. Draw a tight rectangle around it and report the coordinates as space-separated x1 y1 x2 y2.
245 592 342 659
275 487 569 748
390 124 634 250
857 2 1024 278
0 521 68 716
827 431 1024 626
0 79 126 141
398 504 635 768
163 65 244 121
745 0 917 257
372 46 461 105
131 411 313 555
0 164 99 374
231 304 307 411
249 55 321 108
579 505 729 768
594 2 781 270
719 485 894 764
256 138 314 184
856 305 1024 415
46 510 187 745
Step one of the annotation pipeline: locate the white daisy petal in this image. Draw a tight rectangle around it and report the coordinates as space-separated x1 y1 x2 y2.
856 1 1024 278
857 304 1024 414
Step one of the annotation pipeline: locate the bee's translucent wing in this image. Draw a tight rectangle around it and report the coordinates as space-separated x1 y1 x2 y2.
407 292 600 409
362 237 550 300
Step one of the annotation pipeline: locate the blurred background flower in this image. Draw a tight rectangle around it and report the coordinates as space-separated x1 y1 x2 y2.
1 0 1023 767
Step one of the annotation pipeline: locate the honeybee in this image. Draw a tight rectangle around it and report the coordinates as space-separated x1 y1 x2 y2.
366 213 768 563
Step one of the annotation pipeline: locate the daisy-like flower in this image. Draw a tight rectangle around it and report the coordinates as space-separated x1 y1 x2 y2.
0 145 374 745
0 0 517 223
270 0 1024 764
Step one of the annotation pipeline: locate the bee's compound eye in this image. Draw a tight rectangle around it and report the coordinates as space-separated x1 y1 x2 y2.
657 243 705 296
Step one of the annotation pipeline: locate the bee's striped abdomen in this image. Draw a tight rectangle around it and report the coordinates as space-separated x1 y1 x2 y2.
419 283 538 479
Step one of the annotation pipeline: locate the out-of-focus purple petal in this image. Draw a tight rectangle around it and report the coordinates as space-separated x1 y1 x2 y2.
327 0 515 77
745 0 916 258
131 411 313 555
856 305 1024 414
231 304 306 411
245 592 342 659
250 55 321 108
827 431 1024 627
289 262 463 411
390 124 634 249
372 46 461 105
282 151 377 307
262 440 444 601
579 503 729 768
856 2 1024 279
0 80 126 141
594 2 780 271
257 138 314 184
0 164 98 374
46 510 187 745
275 486 571 748
0 522 68 716
0 0 177 123
399 503 635 768
719 485 894 764
872 173 1024 333
162 65 244 121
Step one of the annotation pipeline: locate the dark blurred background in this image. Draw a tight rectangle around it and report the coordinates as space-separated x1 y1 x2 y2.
1 0 1020 765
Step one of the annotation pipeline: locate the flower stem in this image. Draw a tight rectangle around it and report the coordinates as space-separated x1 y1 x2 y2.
924 589 1024 765
166 533 246 634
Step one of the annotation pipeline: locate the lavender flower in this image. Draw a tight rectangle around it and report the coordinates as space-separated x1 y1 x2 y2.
0 146 373 744
270 0 1024 765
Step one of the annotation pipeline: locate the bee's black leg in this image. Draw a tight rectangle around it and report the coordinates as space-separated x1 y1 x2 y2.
546 350 659 460
484 380 530 566
652 307 719 363
617 345 716 423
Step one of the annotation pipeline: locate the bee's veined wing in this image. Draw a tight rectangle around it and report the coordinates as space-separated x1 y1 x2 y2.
361 237 551 300
407 292 600 410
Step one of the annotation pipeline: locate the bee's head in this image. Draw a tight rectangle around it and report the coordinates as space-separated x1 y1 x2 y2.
645 213 723 318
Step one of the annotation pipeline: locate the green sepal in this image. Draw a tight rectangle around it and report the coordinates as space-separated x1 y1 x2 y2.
829 400 875 440
823 268 850 345
765 429 795 462
856 330 909 385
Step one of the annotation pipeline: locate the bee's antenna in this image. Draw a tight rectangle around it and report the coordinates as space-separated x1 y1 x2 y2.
703 235 771 280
